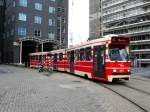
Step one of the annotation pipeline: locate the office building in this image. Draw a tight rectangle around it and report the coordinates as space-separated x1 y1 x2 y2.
90 0 150 66
3 0 68 63
0 0 5 63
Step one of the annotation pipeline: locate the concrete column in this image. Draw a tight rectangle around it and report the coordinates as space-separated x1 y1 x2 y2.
41 42 43 52
19 41 22 64
36 43 38 52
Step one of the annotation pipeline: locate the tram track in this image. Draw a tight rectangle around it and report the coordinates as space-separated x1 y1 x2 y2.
131 77 150 83
124 84 150 96
97 82 150 112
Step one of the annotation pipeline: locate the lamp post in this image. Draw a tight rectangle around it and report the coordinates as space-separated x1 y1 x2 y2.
138 52 141 71
100 0 103 37
59 16 62 49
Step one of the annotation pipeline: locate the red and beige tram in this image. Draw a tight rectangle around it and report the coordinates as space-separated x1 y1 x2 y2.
29 35 131 82
29 52 51 69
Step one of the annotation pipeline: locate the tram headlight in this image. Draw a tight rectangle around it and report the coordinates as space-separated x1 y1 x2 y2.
113 69 117 73
127 69 130 72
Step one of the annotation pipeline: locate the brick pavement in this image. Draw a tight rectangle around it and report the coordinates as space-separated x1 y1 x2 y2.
0 65 141 112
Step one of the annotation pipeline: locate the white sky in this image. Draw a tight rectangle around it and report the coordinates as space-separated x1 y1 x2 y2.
68 0 89 47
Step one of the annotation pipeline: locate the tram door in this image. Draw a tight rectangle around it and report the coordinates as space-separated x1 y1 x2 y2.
54 54 57 70
93 45 105 78
70 51 74 73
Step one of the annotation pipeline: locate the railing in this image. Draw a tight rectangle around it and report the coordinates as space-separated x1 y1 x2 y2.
103 10 150 23
103 2 150 16
104 20 150 31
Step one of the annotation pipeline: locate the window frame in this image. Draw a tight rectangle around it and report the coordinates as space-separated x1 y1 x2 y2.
79 48 85 61
19 0 27 7
35 3 42 11
18 12 27 21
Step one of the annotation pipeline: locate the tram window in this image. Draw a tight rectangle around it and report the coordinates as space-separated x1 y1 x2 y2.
70 51 74 61
85 47 91 61
33 56 35 60
67 52 70 60
59 53 63 61
54 54 57 62
80 48 85 61
43 55 46 60
39 55 42 61
48 54 52 60
75 50 80 61
109 46 129 61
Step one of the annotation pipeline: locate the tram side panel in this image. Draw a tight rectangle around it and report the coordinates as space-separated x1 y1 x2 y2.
57 53 66 72
68 48 94 79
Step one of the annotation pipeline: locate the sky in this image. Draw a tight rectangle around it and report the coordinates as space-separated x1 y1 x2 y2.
68 0 89 47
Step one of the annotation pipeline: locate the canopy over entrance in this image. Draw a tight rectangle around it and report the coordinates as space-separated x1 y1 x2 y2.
18 37 59 64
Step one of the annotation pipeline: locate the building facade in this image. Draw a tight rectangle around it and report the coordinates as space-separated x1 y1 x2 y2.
3 0 68 63
0 0 5 63
89 0 101 40
90 0 150 66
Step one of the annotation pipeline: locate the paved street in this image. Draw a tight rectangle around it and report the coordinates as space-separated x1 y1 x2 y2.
132 68 150 77
0 65 148 112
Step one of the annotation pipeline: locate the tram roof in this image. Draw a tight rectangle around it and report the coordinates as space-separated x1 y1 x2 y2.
68 36 111 51
68 34 130 51
50 49 66 54
29 52 49 56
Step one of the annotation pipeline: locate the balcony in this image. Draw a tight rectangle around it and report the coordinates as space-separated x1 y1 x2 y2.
103 0 129 9
131 49 150 53
104 20 150 31
131 39 150 45
103 1 150 17
103 9 150 24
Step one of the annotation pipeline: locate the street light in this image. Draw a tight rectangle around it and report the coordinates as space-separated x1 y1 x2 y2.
59 16 62 49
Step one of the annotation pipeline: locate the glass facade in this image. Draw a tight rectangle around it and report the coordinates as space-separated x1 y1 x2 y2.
18 27 26 36
35 3 42 11
34 16 42 24
18 13 26 21
19 0 27 7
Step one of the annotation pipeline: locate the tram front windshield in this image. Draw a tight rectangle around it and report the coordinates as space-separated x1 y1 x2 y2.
109 46 129 61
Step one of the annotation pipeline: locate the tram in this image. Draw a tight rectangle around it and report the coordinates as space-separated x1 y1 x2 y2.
29 35 131 82
29 52 51 69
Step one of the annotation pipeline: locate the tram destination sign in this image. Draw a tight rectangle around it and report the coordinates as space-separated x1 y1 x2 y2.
111 37 130 43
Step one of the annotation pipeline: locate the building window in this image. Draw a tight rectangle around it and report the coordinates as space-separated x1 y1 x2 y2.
48 32 55 39
12 15 15 21
34 16 42 24
18 13 27 21
49 19 55 26
57 7 65 13
49 6 55 13
11 29 14 36
34 30 41 37
50 0 55 2
49 19 52 26
18 27 26 36
35 3 42 11
7 32 9 38
57 7 61 12
19 0 27 7
13 1 15 7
